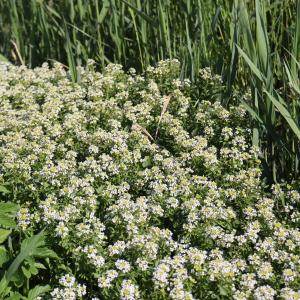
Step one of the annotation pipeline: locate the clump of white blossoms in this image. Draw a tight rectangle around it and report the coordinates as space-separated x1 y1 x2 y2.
50 274 86 300
0 60 299 299
120 279 140 300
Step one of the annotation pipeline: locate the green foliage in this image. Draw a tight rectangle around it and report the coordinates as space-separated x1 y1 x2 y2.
235 0 300 182
0 202 56 299
0 0 232 80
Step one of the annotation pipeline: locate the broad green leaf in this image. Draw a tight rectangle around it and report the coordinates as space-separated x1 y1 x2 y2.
6 292 24 300
142 156 151 168
0 229 11 243
0 246 9 267
64 21 77 83
218 284 230 296
253 128 259 148
34 262 46 269
27 285 50 300
21 266 32 279
224 0 239 106
20 232 45 253
238 0 256 60
31 248 58 259
0 213 16 228
0 202 19 214
6 231 46 282
28 263 38 276
0 276 10 297
10 268 25 287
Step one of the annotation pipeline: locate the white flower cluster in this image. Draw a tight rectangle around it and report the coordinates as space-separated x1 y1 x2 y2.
16 207 32 230
0 61 299 299
50 274 86 300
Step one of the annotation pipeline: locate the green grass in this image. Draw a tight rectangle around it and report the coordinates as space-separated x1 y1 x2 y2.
235 0 300 183
0 0 232 78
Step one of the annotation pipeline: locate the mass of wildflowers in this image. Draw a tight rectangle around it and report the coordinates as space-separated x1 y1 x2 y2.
0 60 299 299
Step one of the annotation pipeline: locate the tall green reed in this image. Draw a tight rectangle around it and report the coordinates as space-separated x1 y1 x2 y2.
0 0 232 80
234 0 300 182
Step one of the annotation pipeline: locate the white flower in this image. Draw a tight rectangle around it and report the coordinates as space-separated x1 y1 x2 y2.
136 258 149 271
52 274 86 300
17 207 31 230
254 286 276 300
59 274 76 287
55 222 69 238
257 262 273 280
98 270 118 288
89 145 99 154
120 279 140 300
153 263 170 289
115 259 131 273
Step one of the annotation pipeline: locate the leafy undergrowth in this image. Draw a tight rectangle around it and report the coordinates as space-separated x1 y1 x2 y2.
0 60 299 299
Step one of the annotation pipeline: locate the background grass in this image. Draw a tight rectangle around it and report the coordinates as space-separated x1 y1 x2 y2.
0 0 299 183
0 0 229 78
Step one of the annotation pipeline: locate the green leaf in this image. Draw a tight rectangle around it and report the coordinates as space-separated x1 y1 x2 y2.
10 269 25 287
0 213 16 228
64 21 77 83
34 262 46 270
265 91 300 140
142 156 152 168
32 248 58 259
6 231 46 282
0 275 10 297
97 0 110 24
21 266 32 279
218 284 230 296
120 0 157 26
0 246 9 267
238 0 256 60
6 292 24 300
291 0 300 76
28 263 38 276
20 232 45 253
236 45 265 81
252 128 259 148
256 0 269 73
240 100 264 126
0 229 11 243
0 186 10 194
284 61 300 95
27 285 50 300
0 202 19 214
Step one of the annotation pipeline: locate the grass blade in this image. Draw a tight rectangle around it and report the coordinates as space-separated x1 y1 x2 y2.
236 45 265 81
265 91 300 140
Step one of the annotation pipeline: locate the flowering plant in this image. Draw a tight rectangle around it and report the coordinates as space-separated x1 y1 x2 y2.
0 60 299 299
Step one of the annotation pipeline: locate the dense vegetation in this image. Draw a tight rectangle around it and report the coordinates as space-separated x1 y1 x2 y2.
0 0 299 182
0 0 299 299
0 60 299 299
